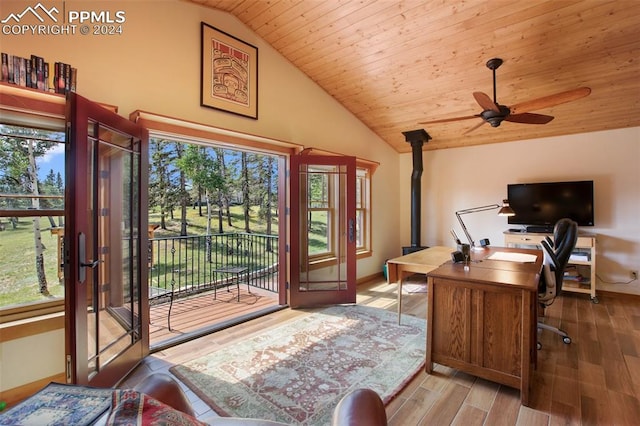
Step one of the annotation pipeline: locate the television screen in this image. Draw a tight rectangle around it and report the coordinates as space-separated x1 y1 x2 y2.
507 180 594 229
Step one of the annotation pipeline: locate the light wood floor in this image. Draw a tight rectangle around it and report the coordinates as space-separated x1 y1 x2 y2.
123 278 640 425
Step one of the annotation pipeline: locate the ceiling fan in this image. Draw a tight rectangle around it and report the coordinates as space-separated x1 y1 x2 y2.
419 58 591 133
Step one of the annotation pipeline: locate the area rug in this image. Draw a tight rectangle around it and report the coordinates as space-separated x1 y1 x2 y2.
401 274 427 294
170 304 426 425
0 382 112 426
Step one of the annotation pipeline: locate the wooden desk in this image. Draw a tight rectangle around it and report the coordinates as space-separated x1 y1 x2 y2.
425 246 542 406
386 246 453 323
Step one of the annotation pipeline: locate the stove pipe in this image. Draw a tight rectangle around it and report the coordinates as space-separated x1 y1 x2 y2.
401 129 431 254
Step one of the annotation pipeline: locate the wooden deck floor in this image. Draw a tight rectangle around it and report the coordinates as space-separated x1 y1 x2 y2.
149 286 281 347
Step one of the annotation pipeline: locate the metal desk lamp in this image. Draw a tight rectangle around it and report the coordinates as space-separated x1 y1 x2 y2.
455 199 515 250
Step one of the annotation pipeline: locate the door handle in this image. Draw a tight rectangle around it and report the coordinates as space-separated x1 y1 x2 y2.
78 233 101 283
348 219 355 243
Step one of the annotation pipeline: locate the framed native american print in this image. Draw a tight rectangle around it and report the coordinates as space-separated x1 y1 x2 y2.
201 22 258 119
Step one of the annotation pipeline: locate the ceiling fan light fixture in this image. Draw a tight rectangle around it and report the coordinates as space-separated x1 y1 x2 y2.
480 105 511 127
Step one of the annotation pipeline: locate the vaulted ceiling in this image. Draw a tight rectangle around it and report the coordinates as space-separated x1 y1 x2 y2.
186 0 640 153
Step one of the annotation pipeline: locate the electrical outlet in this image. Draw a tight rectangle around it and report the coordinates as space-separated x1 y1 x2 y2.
632 271 638 280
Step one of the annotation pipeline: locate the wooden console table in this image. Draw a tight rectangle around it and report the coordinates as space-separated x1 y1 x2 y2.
425 246 542 407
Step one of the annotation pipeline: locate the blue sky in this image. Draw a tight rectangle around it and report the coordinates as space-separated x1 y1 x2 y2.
38 143 65 180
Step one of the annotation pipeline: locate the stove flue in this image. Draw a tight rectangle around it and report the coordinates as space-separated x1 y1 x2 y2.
401 129 431 255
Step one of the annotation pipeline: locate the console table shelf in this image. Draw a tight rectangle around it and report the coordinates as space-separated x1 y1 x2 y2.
504 231 598 303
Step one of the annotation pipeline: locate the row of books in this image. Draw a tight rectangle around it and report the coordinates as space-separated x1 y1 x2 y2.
1 53 77 94
564 265 589 283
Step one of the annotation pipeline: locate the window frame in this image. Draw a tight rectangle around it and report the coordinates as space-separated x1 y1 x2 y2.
307 163 373 270
355 166 371 257
0 87 68 322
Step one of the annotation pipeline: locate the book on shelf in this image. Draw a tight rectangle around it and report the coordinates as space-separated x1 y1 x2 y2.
7 54 14 83
44 62 50 92
70 68 77 92
33 55 45 91
569 252 590 262
564 265 583 281
25 56 32 88
1 53 8 82
18 57 26 87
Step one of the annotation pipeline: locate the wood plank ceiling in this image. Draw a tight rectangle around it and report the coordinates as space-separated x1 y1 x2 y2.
186 0 640 153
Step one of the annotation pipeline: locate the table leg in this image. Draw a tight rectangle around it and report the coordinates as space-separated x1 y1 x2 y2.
397 277 403 324
425 276 434 373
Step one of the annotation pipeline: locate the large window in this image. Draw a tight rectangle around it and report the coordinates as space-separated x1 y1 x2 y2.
0 124 66 319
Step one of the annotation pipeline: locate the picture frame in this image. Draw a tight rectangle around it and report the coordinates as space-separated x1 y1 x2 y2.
201 22 258 119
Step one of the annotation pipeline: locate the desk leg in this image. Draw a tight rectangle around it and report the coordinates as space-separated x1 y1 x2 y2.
425 276 434 373
397 277 403 324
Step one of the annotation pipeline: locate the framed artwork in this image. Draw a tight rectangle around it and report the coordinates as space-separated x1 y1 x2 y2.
201 22 258 119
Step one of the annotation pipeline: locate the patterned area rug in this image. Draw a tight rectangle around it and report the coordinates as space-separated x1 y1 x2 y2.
402 274 428 294
170 305 425 425
0 383 112 426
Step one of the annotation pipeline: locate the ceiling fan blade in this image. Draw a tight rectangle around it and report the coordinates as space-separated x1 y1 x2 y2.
505 112 555 124
509 87 591 114
463 120 487 134
473 92 500 112
419 115 480 125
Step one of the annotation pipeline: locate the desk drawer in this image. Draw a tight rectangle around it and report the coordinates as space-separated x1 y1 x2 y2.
504 233 595 249
504 233 545 246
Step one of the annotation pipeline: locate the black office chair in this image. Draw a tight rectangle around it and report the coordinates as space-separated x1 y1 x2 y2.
537 218 578 350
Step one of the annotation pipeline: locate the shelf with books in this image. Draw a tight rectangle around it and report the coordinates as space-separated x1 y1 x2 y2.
1 52 77 95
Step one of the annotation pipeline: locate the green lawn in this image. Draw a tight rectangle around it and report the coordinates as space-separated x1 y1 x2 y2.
0 204 334 309
149 204 278 238
0 217 63 307
0 206 281 308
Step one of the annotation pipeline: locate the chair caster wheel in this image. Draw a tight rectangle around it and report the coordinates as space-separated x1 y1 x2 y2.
537 342 542 350
563 336 571 344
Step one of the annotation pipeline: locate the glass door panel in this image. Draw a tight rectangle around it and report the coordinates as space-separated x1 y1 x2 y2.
289 155 356 308
65 93 148 386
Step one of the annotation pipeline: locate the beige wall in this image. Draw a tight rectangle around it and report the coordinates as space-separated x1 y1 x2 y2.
398 126 640 295
1 329 65 390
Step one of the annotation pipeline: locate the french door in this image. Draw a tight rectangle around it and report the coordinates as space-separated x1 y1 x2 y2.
64 93 149 386
289 154 356 308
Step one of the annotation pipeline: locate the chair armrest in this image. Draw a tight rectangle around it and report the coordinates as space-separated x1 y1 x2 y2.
332 388 387 426
133 373 196 418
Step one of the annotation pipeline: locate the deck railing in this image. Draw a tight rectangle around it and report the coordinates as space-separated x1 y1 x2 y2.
148 232 279 304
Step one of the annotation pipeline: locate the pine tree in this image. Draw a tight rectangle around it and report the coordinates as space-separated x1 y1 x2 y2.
176 146 224 261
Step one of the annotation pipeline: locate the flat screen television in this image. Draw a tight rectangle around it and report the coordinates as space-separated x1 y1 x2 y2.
507 180 594 232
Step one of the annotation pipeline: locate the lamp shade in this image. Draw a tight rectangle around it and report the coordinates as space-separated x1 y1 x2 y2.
498 199 515 216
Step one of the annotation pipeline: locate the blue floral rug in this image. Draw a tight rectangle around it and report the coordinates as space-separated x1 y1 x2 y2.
0 383 112 425
171 305 426 425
